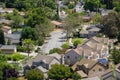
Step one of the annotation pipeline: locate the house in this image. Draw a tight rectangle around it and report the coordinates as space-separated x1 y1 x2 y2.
0 45 17 54
4 8 14 13
48 53 64 64
79 30 89 38
72 58 108 78
100 64 120 80
82 76 100 80
32 54 60 69
64 37 109 65
0 19 12 26
64 48 83 65
79 26 101 38
5 34 20 45
1 26 12 34
51 20 63 28
24 54 61 79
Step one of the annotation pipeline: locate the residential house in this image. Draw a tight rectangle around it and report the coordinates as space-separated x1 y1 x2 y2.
24 54 61 79
0 45 17 54
0 19 12 26
100 64 120 80
5 34 20 45
51 20 63 28
48 53 64 64
79 30 89 38
64 48 83 65
1 26 12 34
79 26 101 38
72 58 108 78
64 36 109 65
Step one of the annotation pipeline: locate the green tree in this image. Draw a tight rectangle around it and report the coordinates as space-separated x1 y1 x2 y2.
64 13 82 39
84 0 100 11
72 72 81 80
61 43 70 49
48 64 72 80
101 12 120 38
0 30 5 45
21 27 39 41
109 47 120 64
23 39 34 59
92 13 102 24
7 39 12 45
11 10 23 31
73 39 83 47
26 69 44 80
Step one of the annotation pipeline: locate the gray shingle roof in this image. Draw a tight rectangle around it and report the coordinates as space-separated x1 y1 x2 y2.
0 45 16 49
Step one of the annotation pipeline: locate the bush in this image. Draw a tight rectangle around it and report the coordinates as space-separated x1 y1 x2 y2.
73 39 82 47
49 48 61 54
10 52 26 61
115 7 120 12
68 3 75 9
37 38 44 46
17 46 25 52
61 43 70 49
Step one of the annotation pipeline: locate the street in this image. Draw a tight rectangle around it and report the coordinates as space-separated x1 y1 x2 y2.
41 29 66 54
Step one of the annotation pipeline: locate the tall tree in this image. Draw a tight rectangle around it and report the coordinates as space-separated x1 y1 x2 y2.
21 27 39 41
0 30 5 45
109 47 120 64
48 64 72 80
23 39 34 59
64 13 82 39
11 10 23 31
101 11 120 38
26 69 44 80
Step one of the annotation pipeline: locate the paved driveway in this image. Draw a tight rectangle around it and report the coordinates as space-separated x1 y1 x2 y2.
41 29 66 54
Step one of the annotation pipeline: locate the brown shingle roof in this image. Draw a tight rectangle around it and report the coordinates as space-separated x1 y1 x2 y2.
76 58 98 69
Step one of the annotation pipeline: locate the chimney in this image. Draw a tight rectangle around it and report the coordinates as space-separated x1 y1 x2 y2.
61 54 64 64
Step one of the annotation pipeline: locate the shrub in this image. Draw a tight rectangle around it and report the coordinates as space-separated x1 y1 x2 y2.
49 48 61 54
17 46 25 52
115 7 120 12
10 52 26 61
37 38 44 46
73 39 82 47
61 43 70 49
68 3 75 9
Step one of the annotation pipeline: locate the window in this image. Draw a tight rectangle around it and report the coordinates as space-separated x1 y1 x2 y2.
67 56 70 58
93 69 95 72
99 68 102 72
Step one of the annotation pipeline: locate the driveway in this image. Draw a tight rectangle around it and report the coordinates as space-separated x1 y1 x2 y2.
41 29 66 54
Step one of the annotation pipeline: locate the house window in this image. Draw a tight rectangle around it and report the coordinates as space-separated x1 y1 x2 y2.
93 69 95 72
67 56 70 58
99 68 102 72
75 56 77 59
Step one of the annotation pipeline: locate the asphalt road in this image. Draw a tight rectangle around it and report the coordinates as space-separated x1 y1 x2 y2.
41 30 66 54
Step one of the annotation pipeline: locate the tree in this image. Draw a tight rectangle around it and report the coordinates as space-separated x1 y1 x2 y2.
7 39 12 45
64 13 82 39
21 27 39 41
48 64 72 80
109 47 120 64
72 72 81 80
26 69 44 80
73 39 82 47
84 0 100 11
101 12 120 38
23 39 34 59
0 30 5 45
11 10 23 31
92 13 102 24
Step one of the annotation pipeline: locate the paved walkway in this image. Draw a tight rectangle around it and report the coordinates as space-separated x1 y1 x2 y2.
41 29 66 54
